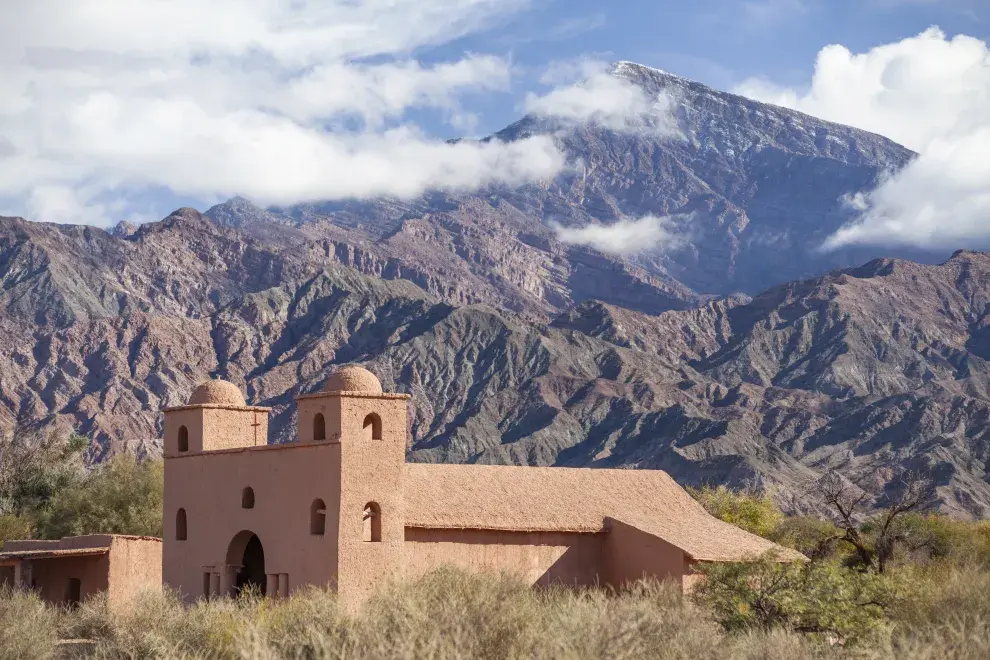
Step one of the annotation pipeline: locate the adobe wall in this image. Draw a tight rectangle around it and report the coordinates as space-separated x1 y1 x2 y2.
30 554 110 605
164 406 270 456
404 528 607 587
603 518 690 591
164 408 203 455
202 408 270 452
163 442 341 602
107 537 162 608
334 395 408 607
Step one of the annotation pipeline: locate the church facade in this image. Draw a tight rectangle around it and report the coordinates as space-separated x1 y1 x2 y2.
162 366 802 606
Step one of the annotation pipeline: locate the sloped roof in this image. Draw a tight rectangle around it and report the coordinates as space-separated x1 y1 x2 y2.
402 464 805 562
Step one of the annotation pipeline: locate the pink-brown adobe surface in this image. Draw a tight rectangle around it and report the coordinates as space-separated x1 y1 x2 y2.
161 370 802 609
402 463 806 562
0 535 161 608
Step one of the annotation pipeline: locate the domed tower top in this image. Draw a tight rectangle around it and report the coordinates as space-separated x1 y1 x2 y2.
162 378 270 457
322 365 382 394
188 379 247 407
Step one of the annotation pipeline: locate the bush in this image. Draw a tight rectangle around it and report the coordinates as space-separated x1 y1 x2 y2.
772 515 842 559
692 554 891 645
533 579 728 660
0 513 33 548
0 585 61 660
34 454 163 539
38 568 847 660
882 513 990 567
353 567 541 659
883 563 990 659
64 587 258 658
0 429 86 519
689 485 785 540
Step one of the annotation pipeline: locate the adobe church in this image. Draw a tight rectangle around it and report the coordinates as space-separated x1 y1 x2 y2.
162 365 802 605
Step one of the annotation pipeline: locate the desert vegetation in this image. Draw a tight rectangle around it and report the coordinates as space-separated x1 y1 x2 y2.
0 429 162 545
2 558 990 659
4 431 990 658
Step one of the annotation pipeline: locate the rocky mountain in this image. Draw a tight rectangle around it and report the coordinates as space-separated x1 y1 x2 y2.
3 206 990 517
1 63 982 515
209 61 935 303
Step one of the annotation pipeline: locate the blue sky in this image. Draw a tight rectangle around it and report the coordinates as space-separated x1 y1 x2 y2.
417 0 988 138
0 0 987 245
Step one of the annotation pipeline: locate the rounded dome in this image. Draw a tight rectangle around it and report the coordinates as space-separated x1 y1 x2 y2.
188 379 247 406
323 365 382 393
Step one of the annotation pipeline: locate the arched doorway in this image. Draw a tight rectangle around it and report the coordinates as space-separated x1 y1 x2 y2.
226 530 266 596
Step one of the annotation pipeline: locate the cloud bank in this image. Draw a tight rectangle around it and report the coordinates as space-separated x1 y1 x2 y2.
736 27 990 250
524 59 678 134
0 0 567 227
552 215 677 254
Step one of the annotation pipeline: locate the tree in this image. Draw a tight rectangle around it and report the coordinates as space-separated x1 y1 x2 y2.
0 428 86 518
812 469 931 573
692 554 891 643
35 454 164 539
688 485 785 539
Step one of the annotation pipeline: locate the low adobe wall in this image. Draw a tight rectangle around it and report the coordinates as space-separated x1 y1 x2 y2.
107 536 162 608
1 536 161 608
403 527 607 587
30 554 111 605
603 518 692 592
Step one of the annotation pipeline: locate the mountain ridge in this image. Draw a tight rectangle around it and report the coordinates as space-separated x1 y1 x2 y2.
227 59 932 302
1 64 978 516
2 208 990 517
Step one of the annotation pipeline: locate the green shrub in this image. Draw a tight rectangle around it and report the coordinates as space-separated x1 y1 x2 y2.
880 513 990 567
692 554 891 645
0 513 33 548
35 454 163 539
772 515 843 559
0 430 86 519
689 485 785 540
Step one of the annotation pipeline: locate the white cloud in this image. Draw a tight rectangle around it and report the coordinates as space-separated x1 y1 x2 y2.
524 59 677 133
552 215 677 254
735 27 990 250
0 0 565 227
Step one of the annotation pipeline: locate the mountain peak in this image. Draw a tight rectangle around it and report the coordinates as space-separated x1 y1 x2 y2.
611 60 679 80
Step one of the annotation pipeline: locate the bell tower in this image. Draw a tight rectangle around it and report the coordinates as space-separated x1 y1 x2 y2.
162 379 270 456
294 365 409 605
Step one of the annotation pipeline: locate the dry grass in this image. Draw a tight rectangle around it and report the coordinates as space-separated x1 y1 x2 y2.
3 566 990 659
4 569 838 660
0 584 61 660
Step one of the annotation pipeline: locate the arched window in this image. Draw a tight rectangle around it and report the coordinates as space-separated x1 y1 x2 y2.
310 499 326 535
313 413 326 441
176 508 187 541
363 413 382 440
177 425 189 452
363 502 381 542
242 487 255 509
